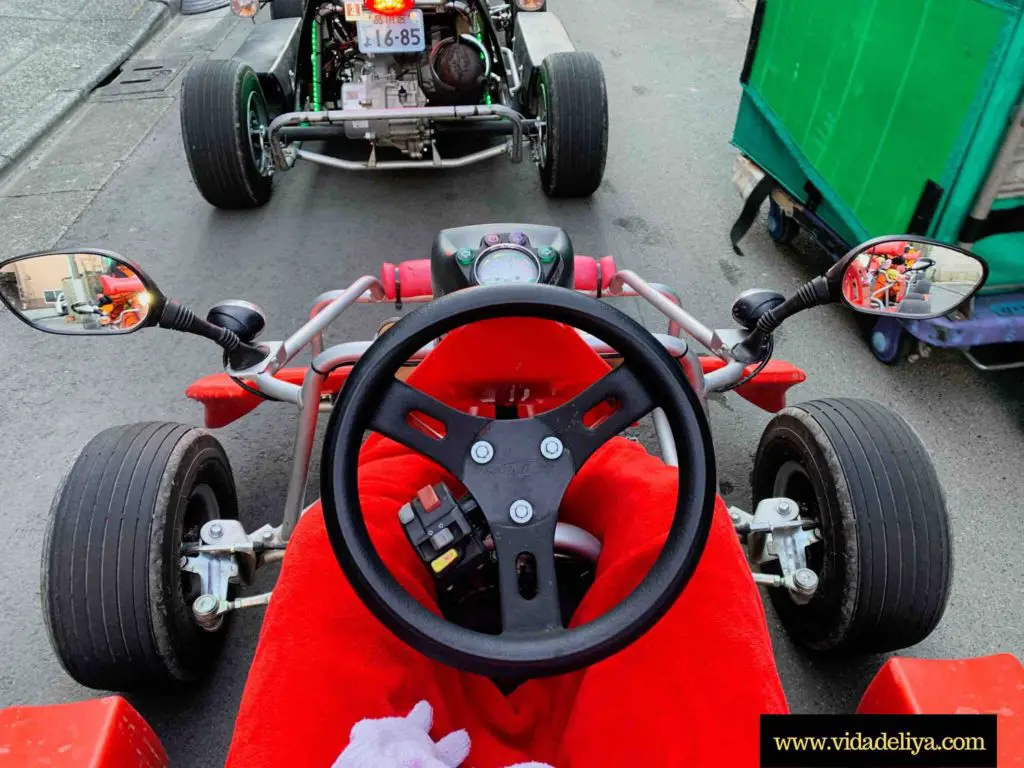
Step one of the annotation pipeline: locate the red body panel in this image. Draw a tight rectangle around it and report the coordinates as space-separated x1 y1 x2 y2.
0 696 167 767
186 351 807 428
857 654 1023 766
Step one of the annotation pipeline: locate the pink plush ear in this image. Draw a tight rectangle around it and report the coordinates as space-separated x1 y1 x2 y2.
435 730 471 767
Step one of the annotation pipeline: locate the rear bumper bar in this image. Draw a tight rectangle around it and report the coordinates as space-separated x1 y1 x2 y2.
267 104 534 171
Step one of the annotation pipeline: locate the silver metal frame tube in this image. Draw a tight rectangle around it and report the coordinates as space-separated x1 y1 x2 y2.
271 276 386 372
281 368 327 539
296 142 510 171
703 360 747 392
269 105 528 168
651 408 678 467
609 270 718 353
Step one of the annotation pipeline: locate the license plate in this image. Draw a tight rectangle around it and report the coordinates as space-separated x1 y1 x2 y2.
357 10 426 54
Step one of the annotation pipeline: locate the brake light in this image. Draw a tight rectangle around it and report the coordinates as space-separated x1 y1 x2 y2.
365 0 414 15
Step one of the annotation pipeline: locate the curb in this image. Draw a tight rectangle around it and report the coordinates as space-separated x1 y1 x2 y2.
0 2 172 178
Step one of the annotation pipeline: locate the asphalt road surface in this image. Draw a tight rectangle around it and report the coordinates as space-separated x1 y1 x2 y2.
1 1 1022 764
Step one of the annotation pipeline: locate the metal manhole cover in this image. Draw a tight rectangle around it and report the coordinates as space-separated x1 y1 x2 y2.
97 57 190 97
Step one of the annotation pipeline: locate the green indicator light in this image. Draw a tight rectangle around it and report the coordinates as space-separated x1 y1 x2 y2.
538 247 557 263
457 248 475 265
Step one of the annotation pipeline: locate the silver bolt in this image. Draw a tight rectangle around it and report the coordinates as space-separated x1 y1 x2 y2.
540 436 564 460
471 441 494 464
179 556 188 568
793 568 819 593
777 501 793 518
729 509 741 524
193 595 219 616
262 530 274 542
509 499 534 524
209 523 223 539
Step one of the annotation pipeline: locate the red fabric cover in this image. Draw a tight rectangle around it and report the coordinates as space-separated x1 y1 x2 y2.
857 655 1023 767
226 318 787 767
0 696 167 767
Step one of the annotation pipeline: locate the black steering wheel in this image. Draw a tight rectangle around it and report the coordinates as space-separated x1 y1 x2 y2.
322 284 717 678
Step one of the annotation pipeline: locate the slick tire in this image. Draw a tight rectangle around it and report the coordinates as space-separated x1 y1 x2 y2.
181 58 273 209
42 423 239 691
536 52 608 198
752 399 951 655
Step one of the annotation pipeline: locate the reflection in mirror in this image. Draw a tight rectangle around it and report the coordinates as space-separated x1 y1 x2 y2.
840 239 986 320
0 252 152 334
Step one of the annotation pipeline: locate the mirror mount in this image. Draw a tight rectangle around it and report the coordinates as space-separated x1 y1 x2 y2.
731 275 832 362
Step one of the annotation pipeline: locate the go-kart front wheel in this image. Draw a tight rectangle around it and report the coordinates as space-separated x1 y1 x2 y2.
752 399 951 656
534 52 608 198
42 423 238 691
180 58 273 209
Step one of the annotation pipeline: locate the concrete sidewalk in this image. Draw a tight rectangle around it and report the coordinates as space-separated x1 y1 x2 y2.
0 0 172 175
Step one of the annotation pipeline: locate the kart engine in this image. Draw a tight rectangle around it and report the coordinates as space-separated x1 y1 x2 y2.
318 3 488 157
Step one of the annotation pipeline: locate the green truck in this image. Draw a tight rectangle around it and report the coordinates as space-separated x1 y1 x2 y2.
731 0 1024 368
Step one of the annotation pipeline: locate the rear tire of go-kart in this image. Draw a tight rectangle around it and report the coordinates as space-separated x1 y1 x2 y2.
752 399 951 655
42 423 239 692
180 58 273 209
270 0 304 18
535 52 608 198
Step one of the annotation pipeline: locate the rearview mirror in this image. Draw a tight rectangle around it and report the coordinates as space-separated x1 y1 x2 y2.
839 238 986 319
0 250 163 335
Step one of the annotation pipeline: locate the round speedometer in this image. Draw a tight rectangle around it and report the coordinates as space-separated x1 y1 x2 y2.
473 246 541 286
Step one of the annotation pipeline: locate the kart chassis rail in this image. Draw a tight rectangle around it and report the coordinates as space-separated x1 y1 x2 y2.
267 104 538 173
185 273 812 625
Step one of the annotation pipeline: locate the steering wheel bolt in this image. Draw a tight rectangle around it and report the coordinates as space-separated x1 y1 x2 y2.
471 441 494 464
540 436 564 460
509 500 534 524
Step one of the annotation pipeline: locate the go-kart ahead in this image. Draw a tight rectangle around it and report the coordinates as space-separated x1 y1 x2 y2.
180 0 607 208
0 225 990 695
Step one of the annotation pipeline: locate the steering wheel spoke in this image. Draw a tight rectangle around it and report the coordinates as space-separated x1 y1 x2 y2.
491 522 564 635
539 364 655 467
368 378 489 477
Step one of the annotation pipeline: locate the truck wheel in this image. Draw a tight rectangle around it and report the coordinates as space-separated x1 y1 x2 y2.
766 199 799 244
180 58 273 209
535 52 608 198
868 316 909 365
270 0 304 18
42 423 239 691
752 399 951 655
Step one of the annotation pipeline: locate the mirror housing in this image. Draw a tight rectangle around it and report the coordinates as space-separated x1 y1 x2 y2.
0 249 164 336
829 236 987 320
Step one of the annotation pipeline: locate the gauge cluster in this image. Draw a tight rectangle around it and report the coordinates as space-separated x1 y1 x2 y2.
430 224 575 296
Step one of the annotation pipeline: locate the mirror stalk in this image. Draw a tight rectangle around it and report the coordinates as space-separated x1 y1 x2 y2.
158 299 268 368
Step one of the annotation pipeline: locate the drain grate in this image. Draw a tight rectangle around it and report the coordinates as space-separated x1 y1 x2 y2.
96 57 191 97
181 0 231 14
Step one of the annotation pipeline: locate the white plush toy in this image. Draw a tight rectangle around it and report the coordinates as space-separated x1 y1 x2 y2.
333 700 553 768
